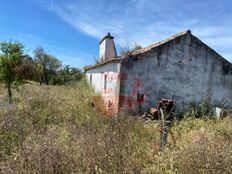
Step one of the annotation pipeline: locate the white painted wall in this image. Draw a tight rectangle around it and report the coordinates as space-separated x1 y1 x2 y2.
86 62 120 96
86 61 121 114
99 38 117 61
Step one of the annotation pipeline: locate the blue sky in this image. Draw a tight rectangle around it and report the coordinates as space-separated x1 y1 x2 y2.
0 0 232 68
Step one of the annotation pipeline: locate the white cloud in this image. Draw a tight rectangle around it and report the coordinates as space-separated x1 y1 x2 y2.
40 0 232 61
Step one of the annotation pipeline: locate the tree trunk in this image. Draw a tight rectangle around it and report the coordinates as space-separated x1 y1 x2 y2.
7 82 12 104
44 72 49 85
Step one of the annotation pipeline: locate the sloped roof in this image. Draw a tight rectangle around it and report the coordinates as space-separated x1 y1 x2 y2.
85 30 191 71
84 58 121 71
85 29 232 73
129 30 232 66
131 30 191 56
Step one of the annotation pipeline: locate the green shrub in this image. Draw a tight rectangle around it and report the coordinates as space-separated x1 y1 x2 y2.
1 80 232 173
182 100 215 119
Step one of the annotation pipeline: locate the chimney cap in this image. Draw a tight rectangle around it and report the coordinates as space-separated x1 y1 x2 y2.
100 32 114 44
186 30 191 34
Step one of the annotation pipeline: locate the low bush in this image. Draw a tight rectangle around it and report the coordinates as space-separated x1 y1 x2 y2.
0 80 232 173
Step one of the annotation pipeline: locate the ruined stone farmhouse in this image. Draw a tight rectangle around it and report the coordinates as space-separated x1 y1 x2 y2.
85 30 232 115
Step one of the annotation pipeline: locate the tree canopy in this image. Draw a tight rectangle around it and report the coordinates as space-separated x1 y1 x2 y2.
34 47 62 85
0 41 25 103
51 65 83 85
0 42 83 104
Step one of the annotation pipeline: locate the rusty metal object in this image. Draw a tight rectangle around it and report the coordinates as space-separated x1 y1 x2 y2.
141 99 175 150
142 107 159 120
158 99 175 150
143 98 175 121
157 98 175 121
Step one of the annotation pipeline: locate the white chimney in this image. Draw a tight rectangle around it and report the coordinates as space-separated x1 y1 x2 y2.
99 32 117 62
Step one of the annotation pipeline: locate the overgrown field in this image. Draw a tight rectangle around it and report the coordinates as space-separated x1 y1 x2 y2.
0 80 232 173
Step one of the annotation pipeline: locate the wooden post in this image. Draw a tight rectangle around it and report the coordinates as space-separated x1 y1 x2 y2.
160 108 168 151
7 82 12 104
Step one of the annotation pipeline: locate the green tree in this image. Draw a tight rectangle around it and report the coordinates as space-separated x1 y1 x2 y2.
51 65 83 85
34 47 61 85
15 54 42 82
0 41 24 104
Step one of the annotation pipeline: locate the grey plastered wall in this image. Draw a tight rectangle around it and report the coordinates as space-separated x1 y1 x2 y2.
119 33 232 113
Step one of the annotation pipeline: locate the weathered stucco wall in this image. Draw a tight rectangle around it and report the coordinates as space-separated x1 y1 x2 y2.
86 61 121 115
119 33 232 113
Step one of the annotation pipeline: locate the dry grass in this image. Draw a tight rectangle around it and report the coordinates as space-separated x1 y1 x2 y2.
0 79 232 173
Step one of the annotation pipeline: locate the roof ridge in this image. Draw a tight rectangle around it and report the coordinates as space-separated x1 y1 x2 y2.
85 30 192 71
130 30 191 56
